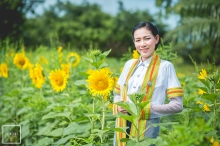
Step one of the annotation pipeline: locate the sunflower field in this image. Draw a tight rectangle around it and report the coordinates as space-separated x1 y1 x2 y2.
0 41 219 146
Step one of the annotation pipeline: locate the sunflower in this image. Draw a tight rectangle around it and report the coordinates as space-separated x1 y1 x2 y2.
58 47 63 63
67 52 80 67
132 50 139 59
58 46 62 53
48 69 68 92
196 100 203 105
13 52 30 70
213 140 219 146
30 64 45 89
87 68 114 97
61 63 70 78
0 63 8 78
198 69 208 80
198 88 206 95
203 103 211 112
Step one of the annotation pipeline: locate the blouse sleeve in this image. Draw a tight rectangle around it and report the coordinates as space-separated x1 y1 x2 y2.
150 62 184 119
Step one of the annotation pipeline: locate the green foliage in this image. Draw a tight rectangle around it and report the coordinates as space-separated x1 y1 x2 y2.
83 49 111 70
156 0 220 64
156 39 177 61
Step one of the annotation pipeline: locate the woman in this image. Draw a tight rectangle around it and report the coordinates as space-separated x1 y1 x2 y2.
113 22 183 145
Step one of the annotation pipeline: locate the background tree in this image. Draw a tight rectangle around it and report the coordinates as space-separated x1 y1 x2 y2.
156 0 220 64
0 0 43 43
23 0 167 57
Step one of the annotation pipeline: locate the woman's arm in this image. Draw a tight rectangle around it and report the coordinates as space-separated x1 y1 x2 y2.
150 96 183 118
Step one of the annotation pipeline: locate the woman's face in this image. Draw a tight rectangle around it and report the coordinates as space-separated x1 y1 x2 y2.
133 27 159 62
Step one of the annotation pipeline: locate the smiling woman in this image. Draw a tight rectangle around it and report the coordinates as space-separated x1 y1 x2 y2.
113 21 183 146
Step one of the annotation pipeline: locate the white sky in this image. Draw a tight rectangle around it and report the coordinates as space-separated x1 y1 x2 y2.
28 0 179 29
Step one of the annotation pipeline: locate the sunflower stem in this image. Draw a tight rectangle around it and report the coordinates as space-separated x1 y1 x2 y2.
20 70 24 90
101 98 106 143
136 118 140 143
91 97 95 131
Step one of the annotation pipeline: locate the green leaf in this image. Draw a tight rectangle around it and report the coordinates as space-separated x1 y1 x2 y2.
21 124 30 139
136 101 151 111
42 112 71 120
98 62 108 69
36 126 51 135
198 87 208 93
102 49 111 56
120 138 130 142
198 79 211 89
201 93 218 102
116 113 136 122
83 57 93 63
81 144 93 146
53 135 76 145
46 128 63 137
216 82 220 89
105 127 127 133
92 129 108 135
63 122 91 136
34 137 53 146
16 107 30 116
115 102 138 116
85 113 100 119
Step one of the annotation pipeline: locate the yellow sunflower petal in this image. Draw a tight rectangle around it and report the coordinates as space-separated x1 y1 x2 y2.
198 69 208 80
203 103 211 112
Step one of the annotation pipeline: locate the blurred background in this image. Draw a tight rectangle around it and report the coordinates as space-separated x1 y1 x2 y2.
1 0 220 64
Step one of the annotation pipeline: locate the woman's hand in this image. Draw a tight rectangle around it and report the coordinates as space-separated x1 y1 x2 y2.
117 106 128 114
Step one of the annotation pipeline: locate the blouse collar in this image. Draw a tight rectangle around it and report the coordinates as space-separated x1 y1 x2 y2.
136 55 153 68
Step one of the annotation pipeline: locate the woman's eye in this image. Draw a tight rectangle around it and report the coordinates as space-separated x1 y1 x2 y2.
135 40 140 42
145 38 150 40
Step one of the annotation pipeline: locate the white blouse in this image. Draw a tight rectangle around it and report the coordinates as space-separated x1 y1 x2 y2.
114 56 183 119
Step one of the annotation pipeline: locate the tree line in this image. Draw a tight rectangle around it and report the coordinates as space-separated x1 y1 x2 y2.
1 0 220 64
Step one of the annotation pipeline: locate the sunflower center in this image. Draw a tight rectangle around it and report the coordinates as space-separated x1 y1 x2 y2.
69 57 76 63
95 79 108 90
55 76 63 86
19 59 25 66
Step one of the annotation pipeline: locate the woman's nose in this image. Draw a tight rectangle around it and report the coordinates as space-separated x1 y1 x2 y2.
140 40 146 47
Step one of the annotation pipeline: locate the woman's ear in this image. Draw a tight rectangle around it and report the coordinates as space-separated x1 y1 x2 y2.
155 35 160 43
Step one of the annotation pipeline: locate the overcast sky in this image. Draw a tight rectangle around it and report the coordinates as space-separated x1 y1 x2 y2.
28 0 179 29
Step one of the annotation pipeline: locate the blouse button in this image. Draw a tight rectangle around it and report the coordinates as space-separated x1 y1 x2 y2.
137 74 140 77
133 86 136 88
